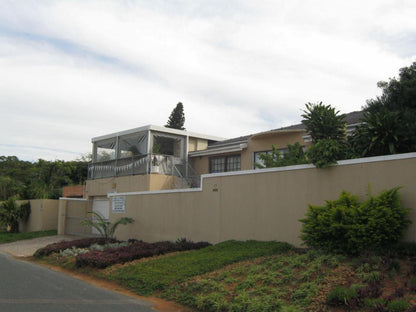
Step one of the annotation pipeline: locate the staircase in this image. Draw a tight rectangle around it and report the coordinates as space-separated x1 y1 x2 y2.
173 162 200 189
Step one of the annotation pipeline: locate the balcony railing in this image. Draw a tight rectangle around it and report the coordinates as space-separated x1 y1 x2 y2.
88 154 184 180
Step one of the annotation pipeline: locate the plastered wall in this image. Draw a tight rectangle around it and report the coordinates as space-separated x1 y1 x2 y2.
62 154 416 246
19 199 59 232
108 154 416 246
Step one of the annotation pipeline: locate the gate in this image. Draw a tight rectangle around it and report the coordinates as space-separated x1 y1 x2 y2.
64 199 92 236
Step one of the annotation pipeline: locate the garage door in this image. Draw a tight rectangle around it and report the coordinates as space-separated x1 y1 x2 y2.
92 199 109 235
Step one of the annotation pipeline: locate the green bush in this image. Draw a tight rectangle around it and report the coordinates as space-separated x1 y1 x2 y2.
326 285 358 307
306 139 346 168
300 187 411 255
386 299 409 312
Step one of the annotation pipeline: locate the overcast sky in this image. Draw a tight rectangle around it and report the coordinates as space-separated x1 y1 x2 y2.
0 1 415 161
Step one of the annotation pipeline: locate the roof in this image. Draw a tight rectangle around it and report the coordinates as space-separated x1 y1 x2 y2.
207 135 251 148
274 110 364 132
189 110 364 157
91 124 225 143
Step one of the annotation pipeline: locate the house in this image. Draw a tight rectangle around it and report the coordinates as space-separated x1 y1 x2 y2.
189 110 363 174
85 111 363 198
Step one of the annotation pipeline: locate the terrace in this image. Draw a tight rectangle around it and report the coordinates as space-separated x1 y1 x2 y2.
87 125 221 188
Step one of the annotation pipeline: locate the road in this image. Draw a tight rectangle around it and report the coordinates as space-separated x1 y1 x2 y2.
0 252 156 312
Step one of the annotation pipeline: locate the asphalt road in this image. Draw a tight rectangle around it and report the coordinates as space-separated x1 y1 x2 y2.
0 252 156 312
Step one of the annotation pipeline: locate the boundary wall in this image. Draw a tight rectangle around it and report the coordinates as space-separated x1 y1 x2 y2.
19 199 59 232
61 153 416 246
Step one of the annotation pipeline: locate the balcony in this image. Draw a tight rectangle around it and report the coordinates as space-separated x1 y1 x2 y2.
88 154 181 179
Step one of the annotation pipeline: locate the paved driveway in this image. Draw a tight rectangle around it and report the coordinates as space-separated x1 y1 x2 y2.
0 252 156 312
0 235 82 257
0 236 161 311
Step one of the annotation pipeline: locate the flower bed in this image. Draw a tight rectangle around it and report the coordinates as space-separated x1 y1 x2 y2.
76 240 211 268
33 237 117 258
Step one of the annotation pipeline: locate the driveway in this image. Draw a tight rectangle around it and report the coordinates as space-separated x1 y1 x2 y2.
0 235 82 257
0 252 155 312
0 236 161 312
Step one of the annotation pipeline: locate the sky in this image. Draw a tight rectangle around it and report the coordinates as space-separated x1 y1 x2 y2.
0 0 415 162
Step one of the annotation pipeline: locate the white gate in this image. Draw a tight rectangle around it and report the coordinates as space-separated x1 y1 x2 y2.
92 199 109 235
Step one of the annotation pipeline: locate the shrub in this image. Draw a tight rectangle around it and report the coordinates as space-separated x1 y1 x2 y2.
306 139 346 168
0 197 31 233
326 285 358 307
300 187 411 255
386 299 409 312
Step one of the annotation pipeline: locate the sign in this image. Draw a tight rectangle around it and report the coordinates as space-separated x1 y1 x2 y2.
112 196 126 213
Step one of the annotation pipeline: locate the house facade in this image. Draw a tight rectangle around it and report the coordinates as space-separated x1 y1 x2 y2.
190 110 363 175
85 111 363 198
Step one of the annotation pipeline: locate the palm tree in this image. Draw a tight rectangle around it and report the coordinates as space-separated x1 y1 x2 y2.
80 211 133 239
0 197 31 233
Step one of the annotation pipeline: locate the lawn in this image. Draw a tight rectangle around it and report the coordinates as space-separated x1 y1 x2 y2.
0 230 57 244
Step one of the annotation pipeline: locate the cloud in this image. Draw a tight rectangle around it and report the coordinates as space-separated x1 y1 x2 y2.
0 0 415 161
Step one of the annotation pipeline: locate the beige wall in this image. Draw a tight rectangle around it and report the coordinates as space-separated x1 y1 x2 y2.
86 174 175 198
105 154 416 246
19 199 59 232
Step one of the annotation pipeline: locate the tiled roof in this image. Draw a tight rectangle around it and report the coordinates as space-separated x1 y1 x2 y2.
208 110 364 147
208 135 251 147
275 110 364 131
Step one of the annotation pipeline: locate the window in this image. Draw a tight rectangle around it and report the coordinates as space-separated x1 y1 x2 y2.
210 155 241 173
253 148 288 169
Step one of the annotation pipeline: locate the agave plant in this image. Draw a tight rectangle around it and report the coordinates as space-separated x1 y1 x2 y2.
80 211 133 240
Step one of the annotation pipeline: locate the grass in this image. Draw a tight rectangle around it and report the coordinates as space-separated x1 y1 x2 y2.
163 250 343 311
0 230 57 244
106 240 293 296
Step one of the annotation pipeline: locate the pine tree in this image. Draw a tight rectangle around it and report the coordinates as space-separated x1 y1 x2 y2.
165 102 185 130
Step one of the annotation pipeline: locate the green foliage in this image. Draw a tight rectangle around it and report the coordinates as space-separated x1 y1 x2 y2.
299 187 411 255
352 61 416 156
306 139 346 168
255 142 308 168
301 102 350 168
0 155 88 200
386 299 409 312
80 211 133 239
164 249 339 312
0 230 56 244
0 197 31 233
301 102 347 143
165 102 185 130
326 285 358 307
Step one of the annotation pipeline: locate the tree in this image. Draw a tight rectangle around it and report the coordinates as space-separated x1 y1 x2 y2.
301 102 347 143
301 102 349 167
165 102 185 130
351 61 416 156
80 211 134 240
0 197 31 233
0 156 89 200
